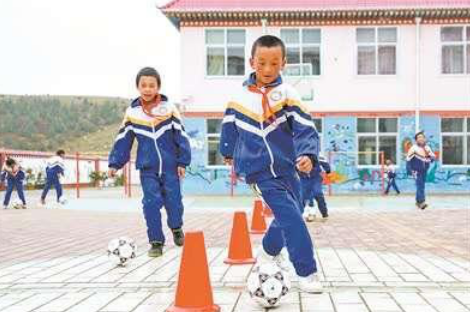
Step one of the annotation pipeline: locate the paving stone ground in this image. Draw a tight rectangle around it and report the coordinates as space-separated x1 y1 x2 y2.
0 189 469 311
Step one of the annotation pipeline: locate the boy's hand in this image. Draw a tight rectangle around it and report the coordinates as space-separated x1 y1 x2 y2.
108 168 118 178
178 166 186 179
224 158 233 166
296 156 313 173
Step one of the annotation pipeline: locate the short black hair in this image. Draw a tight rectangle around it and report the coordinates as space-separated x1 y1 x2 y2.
251 35 286 59
414 131 426 140
5 158 16 167
56 149 65 157
136 67 161 88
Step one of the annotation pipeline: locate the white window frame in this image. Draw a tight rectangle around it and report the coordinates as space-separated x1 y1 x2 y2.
440 117 469 167
206 118 229 169
440 25 470 76
356 117 399 168
280 28 322 77
204 28 246 78
355 27 398 76
312 117 323 151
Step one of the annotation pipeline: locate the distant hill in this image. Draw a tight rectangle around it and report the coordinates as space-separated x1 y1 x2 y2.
0 94 130 152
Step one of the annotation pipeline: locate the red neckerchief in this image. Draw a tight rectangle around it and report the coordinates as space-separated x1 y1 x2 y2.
140 94 162 118
247 85 276 124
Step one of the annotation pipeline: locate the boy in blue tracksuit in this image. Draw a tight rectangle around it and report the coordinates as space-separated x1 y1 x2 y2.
300 155 331 222
384 159 400 195
220 35 322 293
108 67 191 257
1 158 27 209
407 131 435 209
41 149 66 205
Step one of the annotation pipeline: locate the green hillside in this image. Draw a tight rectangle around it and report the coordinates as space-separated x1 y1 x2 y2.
0 94 130 152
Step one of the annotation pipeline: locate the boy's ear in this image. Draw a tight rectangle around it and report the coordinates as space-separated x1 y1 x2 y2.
280 57 287 70
249 58 255 70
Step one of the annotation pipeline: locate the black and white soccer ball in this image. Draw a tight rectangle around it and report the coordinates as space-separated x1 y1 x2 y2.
58 196 68 205
12 199 23 209
247 262 291 308
107 237 137 266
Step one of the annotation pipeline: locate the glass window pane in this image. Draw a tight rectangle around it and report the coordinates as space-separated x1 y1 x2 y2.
442 45 464 74
286 46 300 65
227 47 245 76
467 136 470 165
379 118 398 133
313 118 322 133
302 29 321 44
358 118 376 133
227 29 245 44
379 136 397 164
467 44 470 74
358 46 376 75
206 29 224 44
359 137 377 165
442 118 464 132
357 28 375 43
207 119 222 134
280 29 299 44
207 47 225 75
441 26 463 42
378 28 397 43
467 27 470 41
467 118 470 132
208 139 224 166
378 46 396 75
442 136 464 165
302 46 320 75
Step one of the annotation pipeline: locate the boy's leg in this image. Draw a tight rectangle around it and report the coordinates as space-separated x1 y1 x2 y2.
315 193 328 218
416 173 425 204
392 179 400 194
161 172 184 246
385 181 391 194
259 175 316 277
53 178 63 202
16 182 26 205
41 179 52 201
140 171 165 244
3 182 14 207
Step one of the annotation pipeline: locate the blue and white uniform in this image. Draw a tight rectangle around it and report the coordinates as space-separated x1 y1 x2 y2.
41 155 65 202
1 165 26 206
407 144 434 204
108 95 191 244
299 155 331 217
220 73 320 277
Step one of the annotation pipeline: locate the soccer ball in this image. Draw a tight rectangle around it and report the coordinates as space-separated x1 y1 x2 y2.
247 263 291 308
107 237 137 266
58 196 67 205
12 199 23 209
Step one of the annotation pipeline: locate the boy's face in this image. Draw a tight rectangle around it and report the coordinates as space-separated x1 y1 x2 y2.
416 134 426 145
250 46 286 87
137 76 160 102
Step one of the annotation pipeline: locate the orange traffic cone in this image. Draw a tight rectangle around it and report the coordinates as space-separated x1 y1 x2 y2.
167 231 220 312
224 212 256 265
262 200 274 218
250 199 267 234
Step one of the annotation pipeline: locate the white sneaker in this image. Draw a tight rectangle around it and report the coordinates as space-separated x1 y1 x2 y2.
257 247 291 272
2 205 7 210
302 207 316 222
298 273 323 293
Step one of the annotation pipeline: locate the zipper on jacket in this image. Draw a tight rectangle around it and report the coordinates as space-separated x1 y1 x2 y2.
259 120 277 178
152 125 163 175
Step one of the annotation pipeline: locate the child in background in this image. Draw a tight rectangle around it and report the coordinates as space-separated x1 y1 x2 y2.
1 158 27 209
384 159 400 195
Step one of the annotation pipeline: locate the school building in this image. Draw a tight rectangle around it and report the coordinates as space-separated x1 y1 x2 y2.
160 0 470 195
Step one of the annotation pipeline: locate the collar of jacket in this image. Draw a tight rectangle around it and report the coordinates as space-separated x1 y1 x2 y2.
242 72 283 89
131 94 169 108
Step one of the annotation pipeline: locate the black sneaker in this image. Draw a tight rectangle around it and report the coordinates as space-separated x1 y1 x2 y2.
171 228 185 247
148 241 163 257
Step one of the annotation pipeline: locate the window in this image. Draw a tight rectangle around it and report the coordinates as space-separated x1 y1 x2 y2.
357 118 398 166
441 117 469 165
206 29 245 76
356 27 397 75
207 119 225 166
441 26 470 74
280 29 321 76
